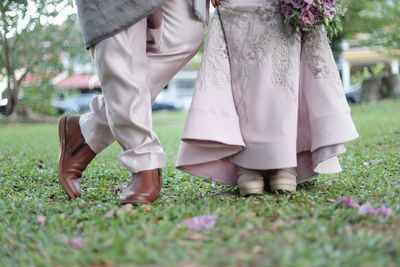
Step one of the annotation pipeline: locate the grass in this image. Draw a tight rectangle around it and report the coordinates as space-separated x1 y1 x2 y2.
0 100 399 267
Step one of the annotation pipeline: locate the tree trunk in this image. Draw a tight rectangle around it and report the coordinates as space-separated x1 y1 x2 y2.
4 86 18 116
382 74 400 99
360 77 382 103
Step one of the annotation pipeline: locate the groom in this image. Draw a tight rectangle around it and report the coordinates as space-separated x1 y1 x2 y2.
58 0 208 204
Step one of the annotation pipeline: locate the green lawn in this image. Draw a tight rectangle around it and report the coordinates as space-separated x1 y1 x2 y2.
0 101 399 267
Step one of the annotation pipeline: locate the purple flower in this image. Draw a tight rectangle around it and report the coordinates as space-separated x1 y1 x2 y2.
337 197 394 217
281 3 295 17
358 203 378 216
303 0 314 5
69 237 86 249
286 0 308 9
324 6 337 20
377 205 392 217
307 3 322 17
322 0 336 7
338 197 360 208
37 214 46 226
184 215 217 230
299 9 316 26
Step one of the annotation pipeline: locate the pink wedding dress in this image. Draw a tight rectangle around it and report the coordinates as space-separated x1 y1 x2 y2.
176 0 359 184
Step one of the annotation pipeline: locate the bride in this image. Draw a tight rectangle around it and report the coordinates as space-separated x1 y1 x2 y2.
176 0 359 196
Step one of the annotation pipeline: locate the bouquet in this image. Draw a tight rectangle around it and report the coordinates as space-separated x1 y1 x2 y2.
279 0 347 39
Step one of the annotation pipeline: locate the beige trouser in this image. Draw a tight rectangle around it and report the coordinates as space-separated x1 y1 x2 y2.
79 0 204 173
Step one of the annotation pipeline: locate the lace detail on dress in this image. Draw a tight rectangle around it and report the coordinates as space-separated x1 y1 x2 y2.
219 2 301 95
303 28 344 94
197 14 230 91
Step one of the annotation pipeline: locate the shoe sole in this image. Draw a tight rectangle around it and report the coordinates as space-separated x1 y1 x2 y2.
58 115 79 199
239 186 264 196
269 183 297 192
120 199 153 205
269 172 297 193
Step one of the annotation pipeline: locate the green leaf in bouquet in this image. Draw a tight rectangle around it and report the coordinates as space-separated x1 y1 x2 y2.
323 17 330 27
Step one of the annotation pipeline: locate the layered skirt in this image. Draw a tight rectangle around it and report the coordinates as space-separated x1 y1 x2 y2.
176 0 359 184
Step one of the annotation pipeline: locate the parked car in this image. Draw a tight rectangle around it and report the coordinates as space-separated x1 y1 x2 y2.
52 71 197 114
52 93 97 114
344 84 362 103
152 100 179 111
155 70 197 111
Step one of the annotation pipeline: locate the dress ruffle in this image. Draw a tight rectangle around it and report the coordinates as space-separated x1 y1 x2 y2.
176 3 358 184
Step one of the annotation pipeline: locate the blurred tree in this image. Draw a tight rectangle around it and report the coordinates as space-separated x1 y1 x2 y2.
0 0 89 118
364 0 400 52
332 0 374 52
333 0 400 53
336 0 400 102
21 78 58 116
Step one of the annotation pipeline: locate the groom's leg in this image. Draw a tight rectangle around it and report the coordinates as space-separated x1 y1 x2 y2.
79 95 114 154
78 0 205 155
58 18 161 200
146 0 205 100
93 18 167 205
92 18 166 174
119 0 205 204
80 0 204 161
59 0 205 201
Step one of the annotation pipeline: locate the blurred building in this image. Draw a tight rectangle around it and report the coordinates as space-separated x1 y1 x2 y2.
53 72 101 94
338 39 400 90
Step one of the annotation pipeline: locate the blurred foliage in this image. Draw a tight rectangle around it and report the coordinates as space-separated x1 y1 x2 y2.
333 0 400 53
21 79 57 116
364 0 400 53
0 0 89 117
351 63 387 85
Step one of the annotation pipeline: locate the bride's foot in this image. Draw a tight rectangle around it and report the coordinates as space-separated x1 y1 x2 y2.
237 168 264 196
268 168 298 193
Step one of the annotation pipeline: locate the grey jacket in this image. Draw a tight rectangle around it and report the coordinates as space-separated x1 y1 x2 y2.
76 0 208 49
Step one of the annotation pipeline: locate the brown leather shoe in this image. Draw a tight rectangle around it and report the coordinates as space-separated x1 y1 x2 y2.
119 169 162 205
58 115 96 199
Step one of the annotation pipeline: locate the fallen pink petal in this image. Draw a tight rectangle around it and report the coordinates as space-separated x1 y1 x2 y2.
69 237 86 249
338 196 360 208
184 215 217 230
377 205 392 217
358 203 378 216
37 214 46 226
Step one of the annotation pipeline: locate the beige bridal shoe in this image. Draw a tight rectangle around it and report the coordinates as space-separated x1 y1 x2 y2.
237 168 264 196
268 168 298 193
